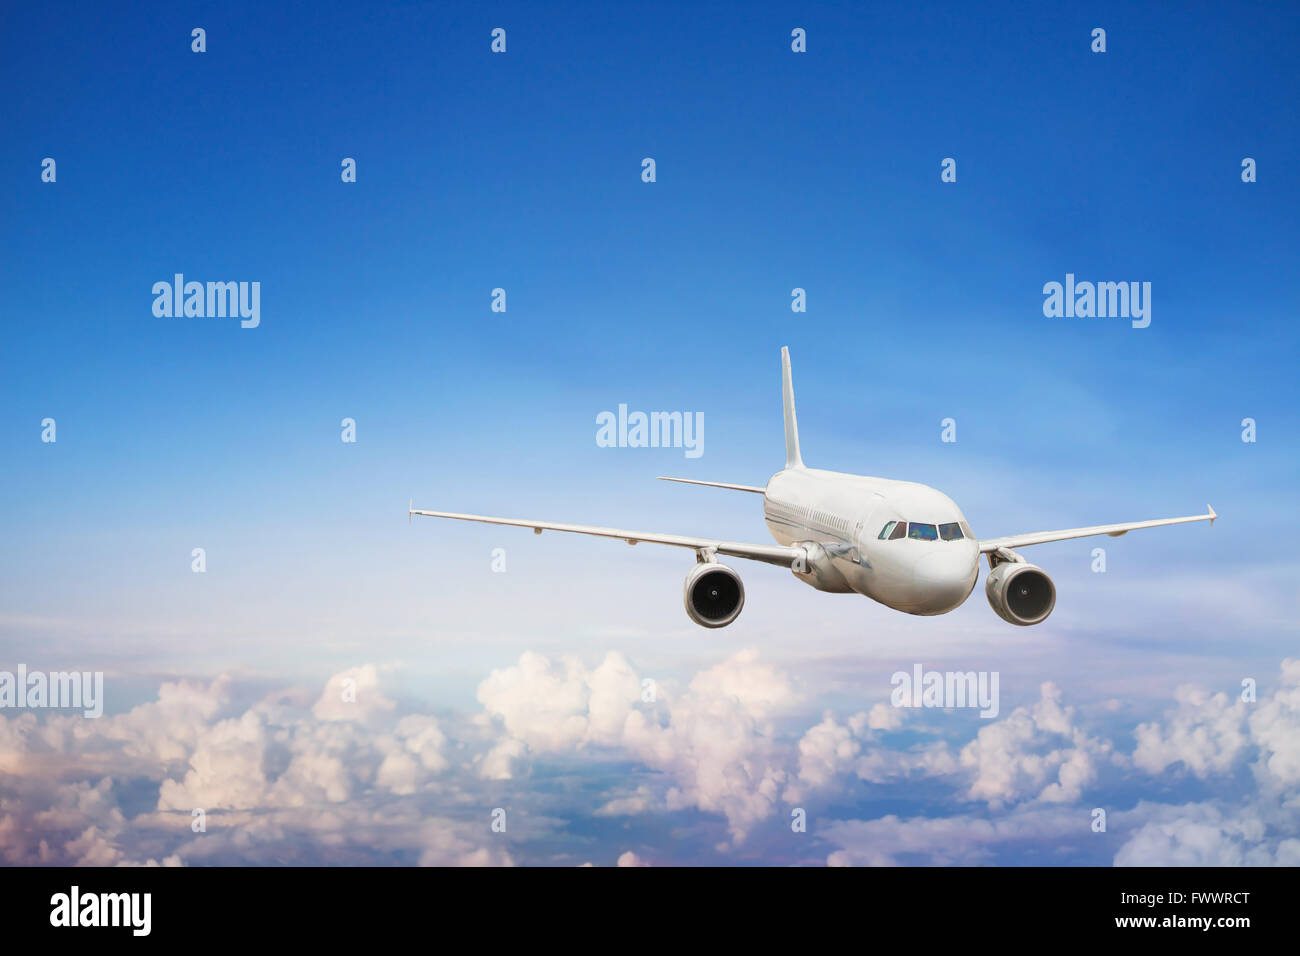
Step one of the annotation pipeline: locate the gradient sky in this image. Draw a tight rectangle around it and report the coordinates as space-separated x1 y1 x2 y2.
1 1 1298 866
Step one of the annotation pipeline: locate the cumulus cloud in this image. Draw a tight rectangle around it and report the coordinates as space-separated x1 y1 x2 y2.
1133 686 1250 778
475 648 797 842
0 667 502 866
783 681 1115 809
785 713 860 800
824 806 1083 867
1132 658 1300 797
782 705 935 802
821 662 1300 867
312 664 396 723
7 651 1300 866
1247 659 1300 794
474 651 640 754
1114 802 1300 867
854 702 904 733
959 682 1114 807
595 785 653 817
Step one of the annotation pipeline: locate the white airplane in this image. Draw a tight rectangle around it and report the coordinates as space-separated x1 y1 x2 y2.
411 347 1215 628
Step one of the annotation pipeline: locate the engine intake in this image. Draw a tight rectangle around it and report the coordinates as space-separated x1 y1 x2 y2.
684 563 745 628
985 561 1056 626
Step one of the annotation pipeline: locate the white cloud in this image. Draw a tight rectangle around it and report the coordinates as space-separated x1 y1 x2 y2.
1131 658 1300 798
854 702 904 733
473 650 643 756
1133 686 1249 778
476 737 527 781
375 715 450 795
824 806 1082 866
0 666 491 866
959 682 1113 807
784 713 860 801
7 650 1300 867
158 709 271 810
1113 802 1294 866
312 664 396 723
475 648 798 843
595 785 654 817
1248 658 1300 793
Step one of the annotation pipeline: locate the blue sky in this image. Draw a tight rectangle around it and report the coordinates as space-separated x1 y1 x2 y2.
1 1 1298 866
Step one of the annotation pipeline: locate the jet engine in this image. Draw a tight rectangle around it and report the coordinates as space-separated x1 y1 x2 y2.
985 560 1056 626
683 562 745 628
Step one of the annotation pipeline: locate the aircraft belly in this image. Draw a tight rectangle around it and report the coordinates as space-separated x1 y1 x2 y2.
859 560 915 611
834 555 872 595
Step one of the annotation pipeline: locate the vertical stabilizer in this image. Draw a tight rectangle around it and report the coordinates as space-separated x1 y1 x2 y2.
781 346 804 469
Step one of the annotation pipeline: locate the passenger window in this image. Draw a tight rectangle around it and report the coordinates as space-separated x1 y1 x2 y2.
938 522 963 541
888 521 907 540
908 522 938 541
878 521 896 539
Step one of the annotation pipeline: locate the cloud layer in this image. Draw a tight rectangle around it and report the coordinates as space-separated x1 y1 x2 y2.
3 652 1299 866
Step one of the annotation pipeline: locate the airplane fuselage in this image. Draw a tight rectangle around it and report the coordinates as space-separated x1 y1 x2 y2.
763 467 979 615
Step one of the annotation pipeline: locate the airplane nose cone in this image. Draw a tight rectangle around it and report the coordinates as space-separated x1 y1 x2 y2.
912 549 978 612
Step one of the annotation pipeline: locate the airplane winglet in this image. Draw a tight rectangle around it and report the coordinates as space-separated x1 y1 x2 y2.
1208 504 1216 525
409 497 413 524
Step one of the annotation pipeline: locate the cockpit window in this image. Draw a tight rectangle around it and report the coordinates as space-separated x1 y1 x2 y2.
888 521 907 540
877 521 897 540
908 522 938 541
938 522 964 541
960 521 975 539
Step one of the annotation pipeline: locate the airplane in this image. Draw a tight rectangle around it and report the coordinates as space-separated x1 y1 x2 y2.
410 347 1215 628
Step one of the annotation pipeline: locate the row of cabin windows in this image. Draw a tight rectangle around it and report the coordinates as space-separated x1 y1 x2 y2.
877 520 975 542
812 509 849 533
769 500 850 534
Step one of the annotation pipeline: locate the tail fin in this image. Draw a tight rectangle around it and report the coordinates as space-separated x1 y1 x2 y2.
781 346 804 469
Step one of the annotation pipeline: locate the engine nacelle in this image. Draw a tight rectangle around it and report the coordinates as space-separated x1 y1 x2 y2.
985 561 1056 626
683 562 745 628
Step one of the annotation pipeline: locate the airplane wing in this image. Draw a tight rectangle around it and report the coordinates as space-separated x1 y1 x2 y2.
409 502 805 568
657 476 766 493
977 505 1215 554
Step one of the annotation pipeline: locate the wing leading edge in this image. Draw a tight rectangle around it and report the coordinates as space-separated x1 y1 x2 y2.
409 504 805 568
977 505 1216 554
656 476 766 493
